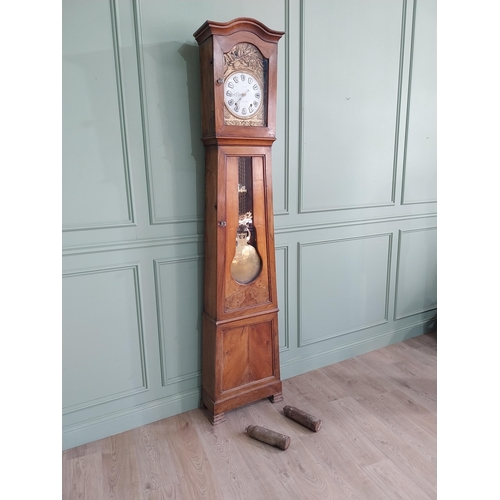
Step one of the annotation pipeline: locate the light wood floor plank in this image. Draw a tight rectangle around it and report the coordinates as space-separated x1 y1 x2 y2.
141 485 182 500
322 356 397 400
378 389 437 439
132 421 181 498
363 459 433 500
364 341 436 371
101 431 142 499
301 367 351 402
161 413 224 500
299 423 391 500
189 408 265 500
282 438 354 499
391 361 437 413
353 391 437 467
359 352 437 414
403 332 436 349
62 452 103 500
331 397 437 498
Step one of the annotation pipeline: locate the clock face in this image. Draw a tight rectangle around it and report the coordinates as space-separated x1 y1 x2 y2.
224 72 262 119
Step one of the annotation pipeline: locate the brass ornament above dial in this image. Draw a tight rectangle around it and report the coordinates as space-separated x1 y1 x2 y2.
223 42 267 127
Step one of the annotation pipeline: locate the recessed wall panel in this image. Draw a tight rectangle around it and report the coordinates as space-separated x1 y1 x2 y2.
155 257 203 385
62 266 146 411
62 0 133 229
300 0 404 211
402 0 437 204
395 227 437 318
299 234 391 345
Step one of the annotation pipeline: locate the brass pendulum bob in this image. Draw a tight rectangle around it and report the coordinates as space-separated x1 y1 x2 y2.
230 229 262 284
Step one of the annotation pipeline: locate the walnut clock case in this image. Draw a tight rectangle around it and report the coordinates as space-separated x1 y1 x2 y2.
194 18 285 424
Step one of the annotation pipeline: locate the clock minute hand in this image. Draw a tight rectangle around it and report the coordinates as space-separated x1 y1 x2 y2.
235 88 250 105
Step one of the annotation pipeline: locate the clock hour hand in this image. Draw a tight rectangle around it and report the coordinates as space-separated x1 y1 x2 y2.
235 88 250 105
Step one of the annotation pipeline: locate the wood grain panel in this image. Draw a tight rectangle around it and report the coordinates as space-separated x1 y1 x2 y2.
222 326 248 391
132 422 181 497
189 409 266 500
62 452 104 500
247 321 274 381
162 413 224 499
363 459 432 500
102 431 142 499
221 320 273 391
355 389 437 467
377 390 437 440
299 430 391 500
332 397 436 497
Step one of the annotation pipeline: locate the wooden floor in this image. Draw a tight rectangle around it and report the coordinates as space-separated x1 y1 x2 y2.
62 332 437 499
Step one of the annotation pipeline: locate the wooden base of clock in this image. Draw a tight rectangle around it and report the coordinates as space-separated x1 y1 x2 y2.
201 389 284 425
201 311 283 425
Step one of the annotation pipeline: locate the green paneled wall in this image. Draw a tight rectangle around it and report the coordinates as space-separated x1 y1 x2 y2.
62 0 437 450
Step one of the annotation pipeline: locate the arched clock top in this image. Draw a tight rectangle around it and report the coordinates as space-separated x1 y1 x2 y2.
193 17 284 45
194 17 283 141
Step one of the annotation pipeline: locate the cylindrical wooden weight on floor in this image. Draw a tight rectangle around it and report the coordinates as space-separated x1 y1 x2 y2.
245 425 290 450
283 405 322 432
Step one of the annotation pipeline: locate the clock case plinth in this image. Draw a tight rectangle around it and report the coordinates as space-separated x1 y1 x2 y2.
194 19 284 424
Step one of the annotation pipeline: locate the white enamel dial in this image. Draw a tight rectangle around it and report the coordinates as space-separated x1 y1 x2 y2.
223 72 262 119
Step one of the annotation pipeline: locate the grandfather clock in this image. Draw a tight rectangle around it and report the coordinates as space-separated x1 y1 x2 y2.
194 18 284 424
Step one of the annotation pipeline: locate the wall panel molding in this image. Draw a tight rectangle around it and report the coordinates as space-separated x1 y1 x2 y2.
394 226 437 319
274 0 291 216
108 0 136 227
133 0 204 225
275 211 436 235
298 0 407 214
63 0 136 232
401 0 437 205
62 233 203 257
62 264 148 413
154 255 203 387
298 233 392 346
134 0 205 226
